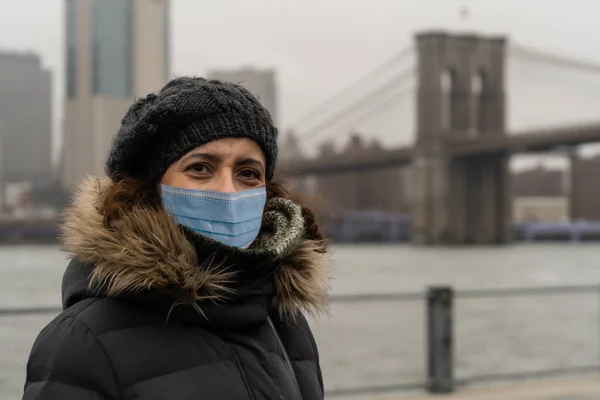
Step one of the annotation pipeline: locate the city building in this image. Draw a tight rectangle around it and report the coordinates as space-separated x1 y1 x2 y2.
512 166 565 197
0 133 3 209
513 196 569 223
62 0 171 187
511 166 568 223
277 130 314 194
314 134 409 214
571 155 600 221
0 52 52 186
208 67 278 125
279 130 304 162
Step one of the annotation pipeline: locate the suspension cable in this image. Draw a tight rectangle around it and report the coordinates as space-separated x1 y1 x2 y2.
305 85 414 144
299 68 415 141
290 45 414 129
510 43 600 75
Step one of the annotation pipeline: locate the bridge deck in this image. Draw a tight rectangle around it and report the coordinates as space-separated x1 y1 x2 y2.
279 122 600 177
351 376 600 400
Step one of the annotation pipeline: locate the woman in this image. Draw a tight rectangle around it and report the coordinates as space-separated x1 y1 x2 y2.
23 77 329 400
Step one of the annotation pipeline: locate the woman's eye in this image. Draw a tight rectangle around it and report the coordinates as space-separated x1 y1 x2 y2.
240 169 260 180
187 164 209 173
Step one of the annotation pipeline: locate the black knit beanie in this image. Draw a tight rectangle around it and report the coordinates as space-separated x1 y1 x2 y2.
105 77 279 183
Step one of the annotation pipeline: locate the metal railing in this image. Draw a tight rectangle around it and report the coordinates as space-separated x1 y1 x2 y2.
2 284 600 397
0 305 61 315
324 284 600 397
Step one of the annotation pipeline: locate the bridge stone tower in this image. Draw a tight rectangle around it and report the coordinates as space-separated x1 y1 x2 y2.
412 31 511 245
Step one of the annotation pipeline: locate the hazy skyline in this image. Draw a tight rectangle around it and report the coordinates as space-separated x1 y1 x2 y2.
1 0 600 165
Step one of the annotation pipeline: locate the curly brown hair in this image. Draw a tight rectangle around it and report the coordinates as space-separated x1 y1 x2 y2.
95 175 328 253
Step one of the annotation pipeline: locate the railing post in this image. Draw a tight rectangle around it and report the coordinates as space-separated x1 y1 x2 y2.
427 286 454 393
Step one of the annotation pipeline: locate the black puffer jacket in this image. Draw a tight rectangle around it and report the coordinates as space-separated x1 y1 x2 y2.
23 177 330 400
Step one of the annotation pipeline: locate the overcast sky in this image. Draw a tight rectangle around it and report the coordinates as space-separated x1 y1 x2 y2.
1 0 600 166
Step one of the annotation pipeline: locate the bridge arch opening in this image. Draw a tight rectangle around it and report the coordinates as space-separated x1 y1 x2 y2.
471 69 487 135
440 68 456 132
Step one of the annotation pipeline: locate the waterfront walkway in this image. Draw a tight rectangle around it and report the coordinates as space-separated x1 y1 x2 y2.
352 376 600 400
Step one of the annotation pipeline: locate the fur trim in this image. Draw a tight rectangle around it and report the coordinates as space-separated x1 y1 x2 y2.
273 239 330 318
60 176 329 317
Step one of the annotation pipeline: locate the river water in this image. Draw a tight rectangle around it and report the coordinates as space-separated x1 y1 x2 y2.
1 244 599 399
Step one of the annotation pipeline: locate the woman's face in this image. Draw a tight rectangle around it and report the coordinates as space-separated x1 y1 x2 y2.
160 138 266 192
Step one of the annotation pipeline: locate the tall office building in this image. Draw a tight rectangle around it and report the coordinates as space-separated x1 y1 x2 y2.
62 0 171 187
208 67 278 126
0 52 52 186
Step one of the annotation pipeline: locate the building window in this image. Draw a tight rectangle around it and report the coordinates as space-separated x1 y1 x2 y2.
65 0 77 98
92 0 132 97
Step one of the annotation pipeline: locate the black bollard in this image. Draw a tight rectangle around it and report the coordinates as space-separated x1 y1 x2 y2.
426 286 454 393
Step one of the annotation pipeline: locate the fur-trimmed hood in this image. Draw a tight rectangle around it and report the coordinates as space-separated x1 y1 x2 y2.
60 177 330 323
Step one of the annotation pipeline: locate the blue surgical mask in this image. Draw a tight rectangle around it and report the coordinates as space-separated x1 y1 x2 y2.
160 184 267 249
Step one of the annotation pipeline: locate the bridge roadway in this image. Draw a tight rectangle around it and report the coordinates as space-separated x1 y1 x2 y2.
449 122 600 156
351 376 600 400
279 122 600 177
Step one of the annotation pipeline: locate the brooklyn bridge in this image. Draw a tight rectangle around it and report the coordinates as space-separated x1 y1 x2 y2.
276 30 600 245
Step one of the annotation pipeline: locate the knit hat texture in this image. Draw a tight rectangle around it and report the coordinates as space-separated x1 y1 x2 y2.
105 76 279 183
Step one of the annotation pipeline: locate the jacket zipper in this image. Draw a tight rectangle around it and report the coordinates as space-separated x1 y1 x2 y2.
267 316 303 400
